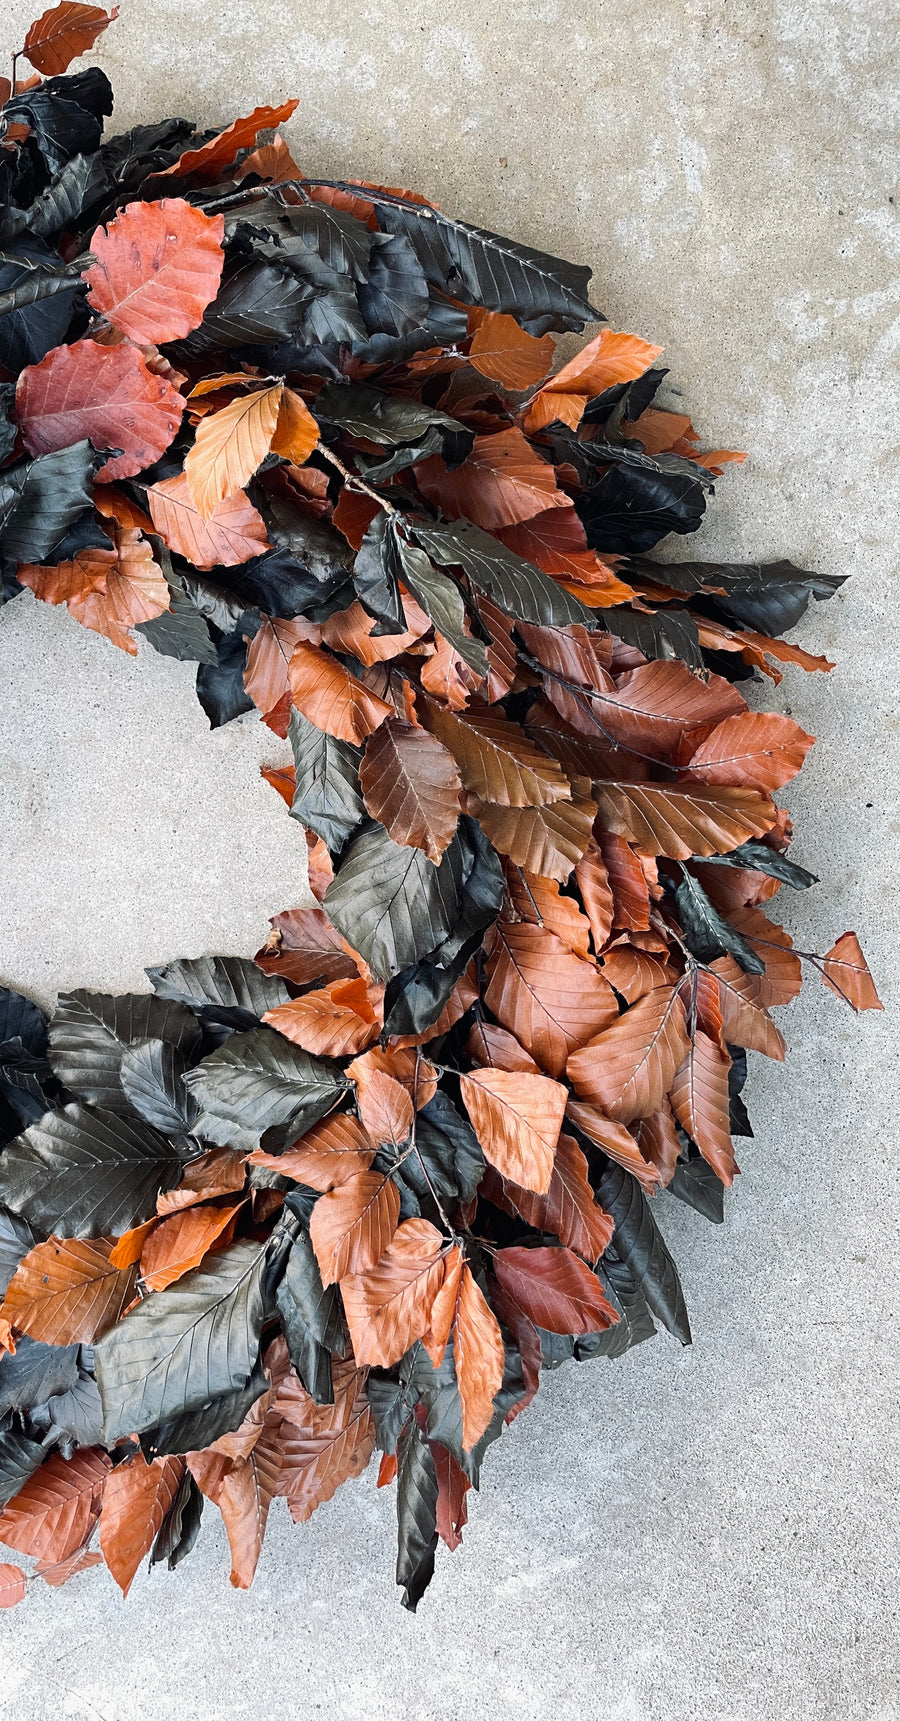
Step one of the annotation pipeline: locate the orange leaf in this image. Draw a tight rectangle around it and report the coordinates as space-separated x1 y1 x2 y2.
347 1045 437 1117
270 387 319 464
547 658 746 763
23 2 118 74
288 639 393 743
84 198 224 344
452 1264 505 1450
109 1218 157 1268
493 1245 619 1334
602 945 676 1004
235 133 303 184
709 957 786 1060
485 1132 614 1261
1 1236 136 1346
484 920 618 1077
595 831 651 931
249 1113 374 1190
496 507 628 592
99 1453 184 1597
594 781 775 860
820 931 883 1012
465 1021 540 1074
669 1032 738 1186
16 338 185 483
567 986 691 1124
156 1147 248 1215
717 905 803 1006
469 787 596 882
152 102 300 184
260 763 296 806
459 1068 567 1194
332 485 379 551
309 1171 400 1285
263 978 379 1058
147 471 269 569
683 711 815 792
274 1368 375 1523
339 1217 447 1368
574 839 615 950
564 1098 662 1193
523 329 663 433
415 427 568 530
0 1563 26 1608
634 1105 682 1186
0 1449 110 1564
360 717 462 864
467 310 554 390
422 699 570 808
18 527 170 656
188 1422 283 1588
503 866 592 958
352 1068 414 1147
243 615 313 721
185 382 284 518
419 630 482 711
140 1200 244 1291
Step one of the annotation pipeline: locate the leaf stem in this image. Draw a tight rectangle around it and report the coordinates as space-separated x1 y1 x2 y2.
317 444 396 514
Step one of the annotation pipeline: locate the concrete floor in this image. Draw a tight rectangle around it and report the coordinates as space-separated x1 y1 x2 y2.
1 1 898 1716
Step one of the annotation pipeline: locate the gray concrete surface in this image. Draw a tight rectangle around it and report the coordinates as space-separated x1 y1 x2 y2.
1 1 898 1716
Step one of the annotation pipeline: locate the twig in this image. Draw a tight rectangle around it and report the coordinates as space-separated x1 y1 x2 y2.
317 443 396 514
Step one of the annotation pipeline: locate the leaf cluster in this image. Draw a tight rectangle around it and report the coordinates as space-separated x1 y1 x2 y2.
0 5 881 1611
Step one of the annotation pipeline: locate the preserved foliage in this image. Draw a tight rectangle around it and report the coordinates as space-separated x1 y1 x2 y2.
0 6 881 1611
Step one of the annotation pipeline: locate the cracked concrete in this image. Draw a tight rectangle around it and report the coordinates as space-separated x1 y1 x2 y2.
0 0 898 1716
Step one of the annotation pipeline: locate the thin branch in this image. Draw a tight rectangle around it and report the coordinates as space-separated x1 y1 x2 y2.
317 443 396 514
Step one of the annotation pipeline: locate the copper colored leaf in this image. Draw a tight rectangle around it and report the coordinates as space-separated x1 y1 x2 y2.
669 1032 738 1186
594 781 775 860
432 1445 469 1551
360 719 462 863
339 1217 447 1367
140 1200 244 1292
109 1218 157 1268
236 134 303 183
452 1264 505 1451
84 199 225 344
352 1068 414 1147
188 1420 283 1588
523 329 663 433
157 1148 248 1215
347 1045 436 1118
309 1171 400 1286
564 1098 662 1194
709 958 786 1060
567 986 691 1124
469 787 595 881
820 932 883 1012
423 700 571 809
147 472 269 569
249 1114 375 1191
288 640 393 744
0 1563 26 1608
416 428 568 531
16 338 185 483
0 1449 110 1563
468 311 554 390
719 905 803 1006
487 1133 614 1262
275 1372 375 1524
185 383 284 519
269 388 319 465
493 1245 619 1334
263 979 379 1059
420 631 481 711
154 102 300 184
244 616 313 721
683 711 815 792
574 840 615 950
254 905 356 989
602 946 677 1004
422 1244 462 1368
18 529 170 655
496 507 627 592
559 660 746 762
484 920 619 1077
98 1453 184 1597
459 1068 567 1194
465 1021 540 1074
634 1106 682 1186
504 868 592 958
1 1236 137 1346
23 2 118 73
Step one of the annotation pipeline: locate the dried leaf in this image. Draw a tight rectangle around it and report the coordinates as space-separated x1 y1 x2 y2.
1 1236 136 1345
85 199 225 344
820 932 883 1013
416 428 568 530
23 3 119 74
493 1246 618 1334
340 1218 447 1367
310 1171 400 1286
459 1068 567 1194
288 640 393 744
567 987 691 1124
148 472 269 569
185 382 284 519
484 920 618 1076
99 1453 184 1596
669 1032 738 1186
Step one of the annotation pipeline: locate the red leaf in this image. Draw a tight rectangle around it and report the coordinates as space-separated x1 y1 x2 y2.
16 339 185 482
23 3 118 74
0 1562 26 1607
493 1246 618 1334
431 1444 470 1550
84 198 225 344
483 1133 614 1262
152 102 300 185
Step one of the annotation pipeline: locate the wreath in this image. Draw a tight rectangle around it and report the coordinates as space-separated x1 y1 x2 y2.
0 4 881 1612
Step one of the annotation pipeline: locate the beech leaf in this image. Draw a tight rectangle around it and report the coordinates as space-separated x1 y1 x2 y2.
459 1068 567 1194
84 198 225 343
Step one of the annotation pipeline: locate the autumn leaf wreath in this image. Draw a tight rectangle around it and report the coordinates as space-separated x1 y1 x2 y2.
0 3 882 1613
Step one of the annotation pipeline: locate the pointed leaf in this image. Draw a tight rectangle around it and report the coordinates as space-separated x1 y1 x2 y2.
484 920 618 1077
594 781 776 860
1 1236 137 1345
148 472 269 569
493 1246 618 1335
339 1218 446 1367
16 338 185 483
0 1104 184 1237
360 718 462 863
324 822 463 982
0 1448 110 1563
23 3 119 74
288 639 393 744
310 1171 400 1286
182 1026 347 1154
99 1452 185 1596
459 1068 567 1194
140 1199 245 1292
567 986 691 1124
185 382 284 519
820 932 883 1012
669 1032 737 1185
